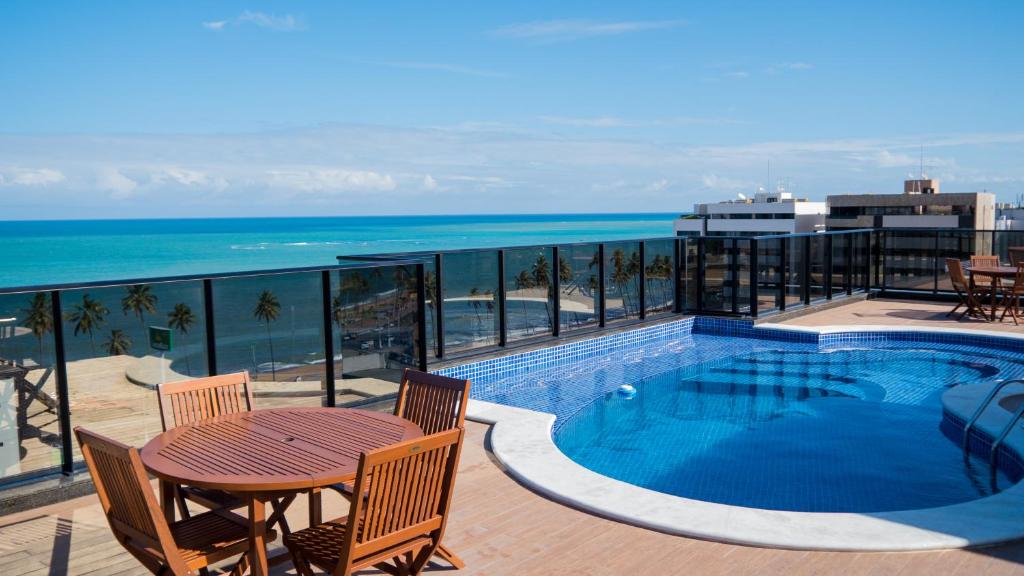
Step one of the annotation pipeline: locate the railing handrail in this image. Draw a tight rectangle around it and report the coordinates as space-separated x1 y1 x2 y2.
0 257 431 295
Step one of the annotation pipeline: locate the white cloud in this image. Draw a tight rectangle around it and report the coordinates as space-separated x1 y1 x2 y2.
366 60 507 78
148 167 228 191
266 169 396 192
493 19 685 43
701 174 755 191
202 11 304 32
423 174 438 190
96 168 138 199
646 178 671 192
724 71 750 79
540 115 741 128
0 167 64 187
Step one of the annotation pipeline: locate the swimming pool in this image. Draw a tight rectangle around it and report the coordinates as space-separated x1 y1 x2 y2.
441 318 1024 549
555 347 1016 512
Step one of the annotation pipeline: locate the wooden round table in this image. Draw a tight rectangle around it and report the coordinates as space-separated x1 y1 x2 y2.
969 265 1019 321
141 407 423 576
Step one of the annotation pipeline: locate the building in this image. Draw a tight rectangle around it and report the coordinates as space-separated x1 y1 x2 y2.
996 203 1024 230
674 189 826 237
826 179 995 231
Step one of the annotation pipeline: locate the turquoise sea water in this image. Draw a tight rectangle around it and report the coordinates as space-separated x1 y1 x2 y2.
0 213 677 289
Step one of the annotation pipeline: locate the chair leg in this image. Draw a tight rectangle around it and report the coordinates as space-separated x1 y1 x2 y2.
434 543 465 569
228 552 249 576
287 549 316 576
408 545 437 576
174 486 191 521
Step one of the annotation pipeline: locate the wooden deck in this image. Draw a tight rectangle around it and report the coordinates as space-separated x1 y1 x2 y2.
3 299 1024 574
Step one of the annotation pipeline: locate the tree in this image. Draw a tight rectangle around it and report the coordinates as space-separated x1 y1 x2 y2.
121 284 158 327
532 255 554 326
66 294 109 354
20 293 53 362
103 329 132 356
253 290 281 380
167 303 196 375
513 269 534 334
468 287 482 328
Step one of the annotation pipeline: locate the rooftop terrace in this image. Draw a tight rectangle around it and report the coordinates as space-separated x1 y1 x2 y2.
3 299 1024 575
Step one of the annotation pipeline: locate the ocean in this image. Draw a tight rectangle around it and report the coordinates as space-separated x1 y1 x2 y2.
0 213 678 370
0 213 678 289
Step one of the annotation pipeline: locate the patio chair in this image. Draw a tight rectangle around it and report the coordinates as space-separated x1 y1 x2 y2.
1011 249 1024 268
75 427 273 576
947 259 987 320
327 368 470 568
970 255 1002 290
999 263 1024 325
157 373 253 520
284 428 465 576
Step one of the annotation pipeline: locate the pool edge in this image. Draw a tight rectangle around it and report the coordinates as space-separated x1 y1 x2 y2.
462 322 1024 552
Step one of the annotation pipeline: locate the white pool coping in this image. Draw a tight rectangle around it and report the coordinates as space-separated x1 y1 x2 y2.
466 323 1024 551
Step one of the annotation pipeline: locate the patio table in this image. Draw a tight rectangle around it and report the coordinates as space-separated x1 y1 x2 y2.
140 406 423 576
969 265 1018 321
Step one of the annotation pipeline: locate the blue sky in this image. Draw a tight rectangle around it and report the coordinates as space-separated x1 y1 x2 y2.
1 1 1022 218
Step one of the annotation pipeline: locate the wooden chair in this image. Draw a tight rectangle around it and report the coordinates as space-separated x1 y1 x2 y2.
327 368 470 569
285 428 465 576
970 255 1001 290
1000 263 1024 325
947 259 987 320
157 373 252 519
75 426 272 576
1011 249 1024 268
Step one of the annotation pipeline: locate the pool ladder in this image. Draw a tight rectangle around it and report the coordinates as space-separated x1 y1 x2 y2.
961 379 1024 491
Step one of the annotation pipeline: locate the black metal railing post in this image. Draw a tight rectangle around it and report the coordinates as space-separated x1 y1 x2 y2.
673 238 683 313
778 237 787 311
845 233 853 296
749 238 759 318
415 263 428 371
864 232 873 292
695 238 705 312
875 231 884 292
824 234 833 300
551 247 562 336
933 230 941 294
638 241 647 320
497 250 507 346
729 239 739 314
202 279 217 376
434 253 444 358
320 270 336 407
802 235 811 306
598 244 606 327
50 290 73 476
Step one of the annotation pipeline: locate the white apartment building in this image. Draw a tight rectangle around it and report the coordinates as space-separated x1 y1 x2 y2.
674 190 827 237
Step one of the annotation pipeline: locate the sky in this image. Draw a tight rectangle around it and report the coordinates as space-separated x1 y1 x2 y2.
1 1 1022 219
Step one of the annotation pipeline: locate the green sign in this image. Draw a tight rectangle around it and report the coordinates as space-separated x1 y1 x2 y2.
149 326 173 352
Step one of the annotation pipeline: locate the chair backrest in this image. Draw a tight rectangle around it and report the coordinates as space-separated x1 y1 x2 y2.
1013 263 1024 292
970 255 1000 268
1011 249 1024 268
394 369 471 436
343 428 464 568
157 372 253 431
947 258 969 290
74 427 187 574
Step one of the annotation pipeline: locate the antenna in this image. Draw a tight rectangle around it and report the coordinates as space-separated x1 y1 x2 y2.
767 160 771 196
919 144 924 179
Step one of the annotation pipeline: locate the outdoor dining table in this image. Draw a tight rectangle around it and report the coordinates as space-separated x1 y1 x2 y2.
968 265 1019 321
140 406 423 576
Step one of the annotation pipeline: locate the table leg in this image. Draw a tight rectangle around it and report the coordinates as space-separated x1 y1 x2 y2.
992 282 999 321
308 488 322 527
159 480 175 524
248 495 270 576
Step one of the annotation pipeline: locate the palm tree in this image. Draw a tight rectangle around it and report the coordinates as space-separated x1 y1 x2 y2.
20 293 53 362
626 250 642 315
66 294 109 354
103 329 132 356
167 303 196 375
121 284 158 327
468 287 482 328
331 294 345 328
424 271 437 337
531 255 554 326
610 248 633 317
253 290 281 380
513 269 534 334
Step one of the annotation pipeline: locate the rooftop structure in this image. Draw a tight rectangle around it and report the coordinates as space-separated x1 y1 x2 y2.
827 178 996 230
674 187 826 237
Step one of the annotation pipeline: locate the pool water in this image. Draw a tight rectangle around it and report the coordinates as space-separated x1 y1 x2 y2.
544 344 1021 513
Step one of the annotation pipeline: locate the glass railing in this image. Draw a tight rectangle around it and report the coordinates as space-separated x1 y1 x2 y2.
4 226 1013 489
0 260 426 486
